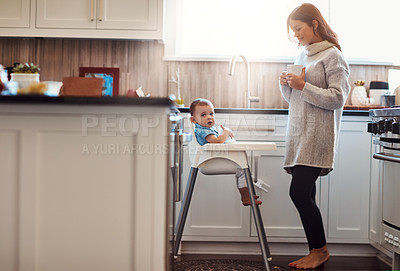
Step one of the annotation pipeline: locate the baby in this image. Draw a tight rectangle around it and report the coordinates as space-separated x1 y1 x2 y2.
189 98 262 206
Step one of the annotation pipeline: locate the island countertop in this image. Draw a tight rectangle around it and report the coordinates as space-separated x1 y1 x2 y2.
0 95 174 107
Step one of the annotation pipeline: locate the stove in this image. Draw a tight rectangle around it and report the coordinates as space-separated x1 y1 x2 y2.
368 107 400 270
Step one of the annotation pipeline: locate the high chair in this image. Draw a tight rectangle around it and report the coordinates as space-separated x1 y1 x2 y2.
174 115 277 271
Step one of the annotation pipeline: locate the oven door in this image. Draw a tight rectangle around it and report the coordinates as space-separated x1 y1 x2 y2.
373 149 400 228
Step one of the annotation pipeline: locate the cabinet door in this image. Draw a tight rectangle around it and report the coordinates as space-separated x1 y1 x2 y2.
250 144 308 238
0 0 30 28
36 0 96 29
98 0 158 30
178 151 251 238
321 121 371 241
36 0 159 30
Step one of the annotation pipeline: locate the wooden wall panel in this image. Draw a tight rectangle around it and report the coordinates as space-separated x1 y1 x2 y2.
0 38 391 108
0 38 165 97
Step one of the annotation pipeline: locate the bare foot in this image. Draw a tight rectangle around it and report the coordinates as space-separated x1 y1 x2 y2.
289 245 329 269
288 253 312 268
239 187 262 206
242 196 262 206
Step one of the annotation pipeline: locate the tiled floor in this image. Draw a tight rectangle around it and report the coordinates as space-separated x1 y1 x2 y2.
176 254 392 271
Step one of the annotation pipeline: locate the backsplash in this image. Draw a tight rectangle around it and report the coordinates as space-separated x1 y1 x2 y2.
0 38 390 108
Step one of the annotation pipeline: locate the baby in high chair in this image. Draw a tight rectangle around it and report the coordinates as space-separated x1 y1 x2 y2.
189 98 262 206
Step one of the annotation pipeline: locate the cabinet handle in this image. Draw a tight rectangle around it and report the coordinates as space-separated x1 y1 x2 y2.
98 0 103 21
90 0 94 21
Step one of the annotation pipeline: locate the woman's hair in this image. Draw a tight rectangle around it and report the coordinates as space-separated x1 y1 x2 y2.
287 3 341 51
189 98 213 116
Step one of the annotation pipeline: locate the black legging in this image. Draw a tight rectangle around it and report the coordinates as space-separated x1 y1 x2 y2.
289 165 326 251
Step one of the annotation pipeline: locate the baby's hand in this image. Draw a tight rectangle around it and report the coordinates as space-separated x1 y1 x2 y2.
220 125 234 138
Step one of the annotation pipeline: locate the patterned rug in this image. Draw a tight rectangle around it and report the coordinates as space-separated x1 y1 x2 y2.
172 259 288 271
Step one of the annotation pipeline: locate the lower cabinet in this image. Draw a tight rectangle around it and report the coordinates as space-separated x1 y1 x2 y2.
179 114 372 245
0 105 170 271
319 119 372 243
178 150 251 237
250 144 307 239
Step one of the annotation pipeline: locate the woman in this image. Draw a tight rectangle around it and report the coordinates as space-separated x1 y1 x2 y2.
279 3 350 269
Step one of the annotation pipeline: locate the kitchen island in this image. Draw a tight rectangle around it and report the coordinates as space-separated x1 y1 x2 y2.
0 96 174 271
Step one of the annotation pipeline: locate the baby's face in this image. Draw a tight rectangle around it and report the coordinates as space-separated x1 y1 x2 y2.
191 104 216 128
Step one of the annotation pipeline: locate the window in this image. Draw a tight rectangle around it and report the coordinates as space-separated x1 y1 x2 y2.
165 0 399 65
330 0 399 64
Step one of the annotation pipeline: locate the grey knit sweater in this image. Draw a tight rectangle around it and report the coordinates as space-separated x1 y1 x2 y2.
279 40 350 176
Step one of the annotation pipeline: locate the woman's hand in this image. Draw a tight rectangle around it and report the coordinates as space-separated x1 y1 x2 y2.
286 67 306 90
279 71 288 86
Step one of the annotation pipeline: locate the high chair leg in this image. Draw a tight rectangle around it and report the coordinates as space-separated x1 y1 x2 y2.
244 168 271 271
174 167 199 257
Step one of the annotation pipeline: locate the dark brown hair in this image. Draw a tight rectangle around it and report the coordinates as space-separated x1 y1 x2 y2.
189 98 214 116
287 3 341 51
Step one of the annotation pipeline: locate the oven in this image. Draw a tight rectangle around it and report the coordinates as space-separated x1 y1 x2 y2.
368 107 400 270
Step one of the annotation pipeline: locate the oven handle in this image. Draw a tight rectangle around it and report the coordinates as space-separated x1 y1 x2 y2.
373 152 400 164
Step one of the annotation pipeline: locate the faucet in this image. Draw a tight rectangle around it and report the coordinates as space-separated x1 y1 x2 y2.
228 54 260 108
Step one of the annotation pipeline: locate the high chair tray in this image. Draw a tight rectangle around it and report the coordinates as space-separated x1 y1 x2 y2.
201 141 277 151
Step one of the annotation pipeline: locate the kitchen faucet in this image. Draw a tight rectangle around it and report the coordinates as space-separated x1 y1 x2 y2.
228 55 260 108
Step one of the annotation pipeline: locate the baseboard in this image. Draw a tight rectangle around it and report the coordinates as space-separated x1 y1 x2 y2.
180 241 381 257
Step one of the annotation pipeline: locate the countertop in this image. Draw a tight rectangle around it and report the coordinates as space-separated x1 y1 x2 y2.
0 95 174 107
0 96 373 116
178 107 370 116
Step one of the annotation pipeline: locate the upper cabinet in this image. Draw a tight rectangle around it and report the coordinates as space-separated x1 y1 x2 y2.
0 0 30 28
36 0 158 31
0 0 163 40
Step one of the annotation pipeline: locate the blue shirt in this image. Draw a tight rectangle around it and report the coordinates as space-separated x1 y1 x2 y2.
194 123 219 146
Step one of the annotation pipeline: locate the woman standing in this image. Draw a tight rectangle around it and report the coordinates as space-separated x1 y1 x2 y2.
279 3 350 269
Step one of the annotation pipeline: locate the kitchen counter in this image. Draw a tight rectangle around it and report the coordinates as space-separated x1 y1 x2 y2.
0 95 174 107
0 96 371 116
0 96 172 271
178 107 369 116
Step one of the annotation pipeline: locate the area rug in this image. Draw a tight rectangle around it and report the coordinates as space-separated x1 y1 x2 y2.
172 259 288 271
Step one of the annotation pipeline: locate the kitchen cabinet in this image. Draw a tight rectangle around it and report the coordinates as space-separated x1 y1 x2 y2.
0 0 163 40
178 113 289 239
178 112 372 248
36 0 159 31
254 116 372 243
0 98 171 271
176 115 253 238
320 117 371 242
0 0 30 28
250 143 308 239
